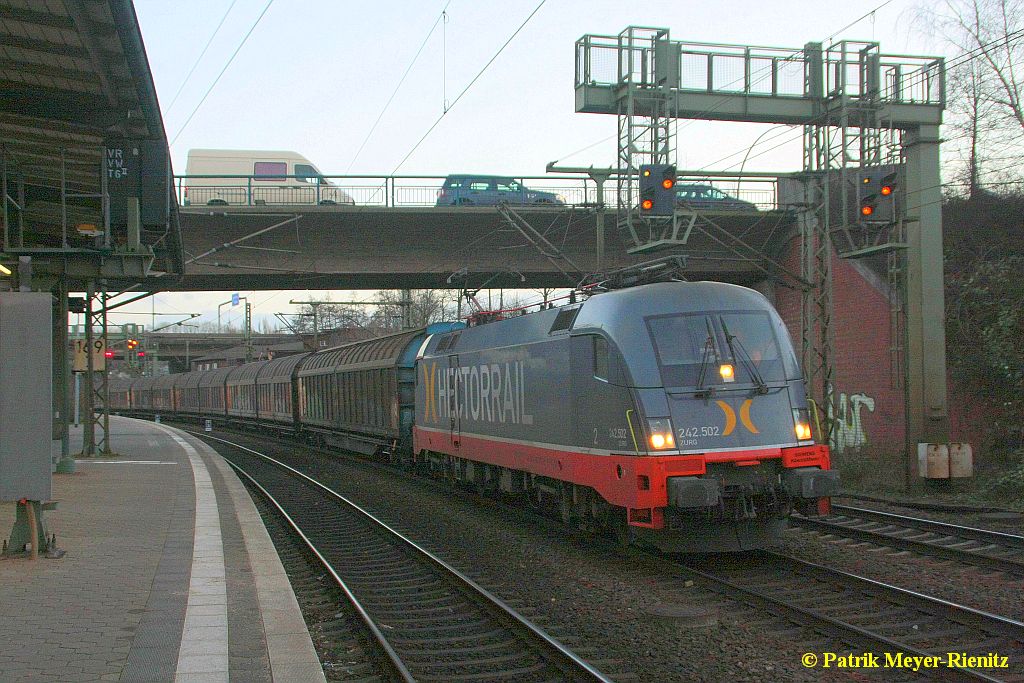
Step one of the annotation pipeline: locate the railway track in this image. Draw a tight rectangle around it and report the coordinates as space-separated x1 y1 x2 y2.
204 433 613 683
790 505 1024 576
178 422 1024 681
679 551 1024 682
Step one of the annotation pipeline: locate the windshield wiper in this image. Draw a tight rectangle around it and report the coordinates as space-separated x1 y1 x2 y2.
720 317 769 395
694 318 717 398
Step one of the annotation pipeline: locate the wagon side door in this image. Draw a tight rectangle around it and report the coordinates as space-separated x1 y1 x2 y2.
448 354 461 451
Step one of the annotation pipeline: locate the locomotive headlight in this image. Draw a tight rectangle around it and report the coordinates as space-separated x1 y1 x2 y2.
719 363 735 382
793 408 813 442
647 418 675 450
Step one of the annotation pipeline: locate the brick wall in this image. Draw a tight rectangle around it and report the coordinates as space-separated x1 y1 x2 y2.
771 235 906 454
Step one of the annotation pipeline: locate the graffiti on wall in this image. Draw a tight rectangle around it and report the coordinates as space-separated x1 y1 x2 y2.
828 392 876 452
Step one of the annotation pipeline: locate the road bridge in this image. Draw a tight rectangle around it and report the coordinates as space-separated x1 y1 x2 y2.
174 203 799 291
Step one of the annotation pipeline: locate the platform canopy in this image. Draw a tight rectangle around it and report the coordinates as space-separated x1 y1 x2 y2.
0 0 182 285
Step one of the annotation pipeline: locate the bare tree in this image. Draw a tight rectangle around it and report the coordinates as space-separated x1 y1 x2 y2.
948 57 997 196
291 300 372 334
919 0 1024 192
369 290 460 329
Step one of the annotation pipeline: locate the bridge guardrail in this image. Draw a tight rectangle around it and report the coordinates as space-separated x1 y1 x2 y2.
175 174 788 211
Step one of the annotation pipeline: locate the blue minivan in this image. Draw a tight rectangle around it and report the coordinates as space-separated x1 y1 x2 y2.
436 175 564 206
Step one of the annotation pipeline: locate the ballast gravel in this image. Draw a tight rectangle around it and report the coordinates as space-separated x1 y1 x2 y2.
205 431 870 682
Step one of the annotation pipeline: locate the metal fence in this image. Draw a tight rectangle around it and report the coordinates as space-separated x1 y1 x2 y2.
174 173 788 211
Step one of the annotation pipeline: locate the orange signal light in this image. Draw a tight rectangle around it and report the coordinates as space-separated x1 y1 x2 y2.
641 199 654 210
880 185 893 196
861 205 874 216
661 178 675 190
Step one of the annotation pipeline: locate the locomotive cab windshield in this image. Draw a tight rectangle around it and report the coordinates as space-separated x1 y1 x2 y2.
646 310 796 391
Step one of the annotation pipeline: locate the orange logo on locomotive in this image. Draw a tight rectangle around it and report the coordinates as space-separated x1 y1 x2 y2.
422 362 438 422
715 399 760 435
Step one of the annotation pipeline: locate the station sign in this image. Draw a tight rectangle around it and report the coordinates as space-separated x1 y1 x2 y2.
72 338 106 372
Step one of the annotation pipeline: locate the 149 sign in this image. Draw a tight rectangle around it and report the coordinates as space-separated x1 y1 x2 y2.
73 338 106 372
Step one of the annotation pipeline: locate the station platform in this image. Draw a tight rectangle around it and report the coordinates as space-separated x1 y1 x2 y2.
0 416 326 683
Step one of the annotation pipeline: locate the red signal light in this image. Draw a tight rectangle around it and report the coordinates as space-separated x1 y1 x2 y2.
641 199 654 210
661 178 675 190
137 351 146 358
861 205 874 216
104 350 114 359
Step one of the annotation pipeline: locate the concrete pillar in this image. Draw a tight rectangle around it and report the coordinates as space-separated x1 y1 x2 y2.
903 124 950 485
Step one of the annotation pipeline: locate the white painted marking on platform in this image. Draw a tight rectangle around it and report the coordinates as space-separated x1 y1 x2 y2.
74 460 178 464
151 424 229 681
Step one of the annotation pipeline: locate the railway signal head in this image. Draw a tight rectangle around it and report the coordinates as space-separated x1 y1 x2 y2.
857 167 898 225
639 164 676 216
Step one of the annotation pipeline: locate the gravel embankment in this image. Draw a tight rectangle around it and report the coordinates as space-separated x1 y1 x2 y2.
834 495 1024 534
779 525 1024 623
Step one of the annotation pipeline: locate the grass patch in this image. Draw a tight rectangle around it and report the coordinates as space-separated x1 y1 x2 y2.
832 446 1024 510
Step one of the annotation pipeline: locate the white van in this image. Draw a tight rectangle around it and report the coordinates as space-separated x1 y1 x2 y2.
183 149 355 206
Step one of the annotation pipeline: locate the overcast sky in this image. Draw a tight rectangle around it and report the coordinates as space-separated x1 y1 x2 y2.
108 0 950 333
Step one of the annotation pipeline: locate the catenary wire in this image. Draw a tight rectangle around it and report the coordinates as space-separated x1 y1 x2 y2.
345 1 454 173
164 0 240 113
169 0 276 147
388 0 547 175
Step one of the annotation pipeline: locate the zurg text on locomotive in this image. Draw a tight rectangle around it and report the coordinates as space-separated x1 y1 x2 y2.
422 361 534 426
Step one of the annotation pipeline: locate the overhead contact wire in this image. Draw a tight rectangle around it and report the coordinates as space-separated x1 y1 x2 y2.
165 0 241 113
346 1 454 173
389 0 548 175
170 0 277 146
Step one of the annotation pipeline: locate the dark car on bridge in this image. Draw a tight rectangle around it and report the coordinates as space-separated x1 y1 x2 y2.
436 175 565 206
676 183 758 212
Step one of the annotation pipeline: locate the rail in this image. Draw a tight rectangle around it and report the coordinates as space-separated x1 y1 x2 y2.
791 506 1024 575
202 432 613 682
680 550 1021 682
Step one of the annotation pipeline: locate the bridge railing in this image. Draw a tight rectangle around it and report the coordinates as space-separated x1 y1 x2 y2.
174 173 788 211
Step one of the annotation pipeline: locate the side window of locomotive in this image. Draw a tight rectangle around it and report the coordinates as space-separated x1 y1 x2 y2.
593 336 609 380
549 306 580 333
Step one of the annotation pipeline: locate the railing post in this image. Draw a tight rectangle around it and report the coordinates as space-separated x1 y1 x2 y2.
247 176 252 206
744 47 751 93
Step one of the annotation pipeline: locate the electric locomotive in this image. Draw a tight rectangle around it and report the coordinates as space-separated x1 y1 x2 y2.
109 279 836 553
413 280 837 551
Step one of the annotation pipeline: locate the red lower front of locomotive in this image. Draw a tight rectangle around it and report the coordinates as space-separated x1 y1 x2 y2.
414 426 836 550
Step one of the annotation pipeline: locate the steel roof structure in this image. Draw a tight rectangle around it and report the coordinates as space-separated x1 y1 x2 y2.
0 0 182 286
